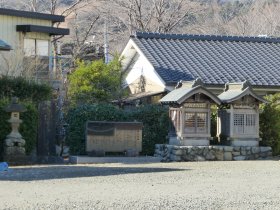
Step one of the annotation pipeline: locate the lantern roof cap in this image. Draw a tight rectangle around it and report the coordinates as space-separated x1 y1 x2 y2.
5 97 26 112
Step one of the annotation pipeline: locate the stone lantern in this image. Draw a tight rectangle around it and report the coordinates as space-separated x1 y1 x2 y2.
160 79 221 146
3 97 27 164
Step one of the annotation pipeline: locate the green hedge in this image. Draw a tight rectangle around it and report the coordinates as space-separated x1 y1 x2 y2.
0 99 38 160
0 76 51 104
66 104 169 155
66 97 280 156
128 105 169 155
0 99 10 159
260 93 280 155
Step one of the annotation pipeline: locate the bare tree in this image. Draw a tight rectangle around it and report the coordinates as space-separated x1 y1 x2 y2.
198 1 280 37
65 8 100 64
3 0 280 59
0 48 48 79
104 0 201 34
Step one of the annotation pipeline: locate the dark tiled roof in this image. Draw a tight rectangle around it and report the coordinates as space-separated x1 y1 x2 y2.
0 8 65 23
218 81 267 103
218 87 267 103
160 85 221 105
131 32 280 87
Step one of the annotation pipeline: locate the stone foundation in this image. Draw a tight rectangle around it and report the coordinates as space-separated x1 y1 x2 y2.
155 144 273 162
3 137 27 165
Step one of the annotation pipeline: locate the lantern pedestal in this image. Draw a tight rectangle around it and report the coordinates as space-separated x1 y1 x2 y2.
3 119 26 164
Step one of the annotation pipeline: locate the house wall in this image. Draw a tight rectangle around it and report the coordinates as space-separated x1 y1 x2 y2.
125 54 165 94
0 15 52 76
0 14 51 49
128 76 165 94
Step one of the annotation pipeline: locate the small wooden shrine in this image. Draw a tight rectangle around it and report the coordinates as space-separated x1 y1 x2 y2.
160 79 221 146
217 81 267 146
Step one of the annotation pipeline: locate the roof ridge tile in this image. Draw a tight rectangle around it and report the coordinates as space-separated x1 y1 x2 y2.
132 31 280 44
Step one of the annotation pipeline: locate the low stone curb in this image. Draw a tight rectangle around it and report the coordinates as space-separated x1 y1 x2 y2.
69 156 162 164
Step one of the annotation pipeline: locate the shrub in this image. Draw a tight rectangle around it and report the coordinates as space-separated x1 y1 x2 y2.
0 99 10 159
260 93 280 155
128 105 169 155
0 99 38 160
0 76 52 104
68 58 125 104
66 104 169 155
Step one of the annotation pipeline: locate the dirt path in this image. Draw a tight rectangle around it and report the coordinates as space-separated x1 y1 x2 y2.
1 160 280 210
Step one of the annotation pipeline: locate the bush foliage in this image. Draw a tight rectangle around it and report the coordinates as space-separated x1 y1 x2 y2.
260 93 280 155
68 58 125 104
128 105 169 155
66 104 169 155
0 76 51 103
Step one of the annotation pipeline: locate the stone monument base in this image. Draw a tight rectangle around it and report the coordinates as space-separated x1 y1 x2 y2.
3 145 28 166
3 154 28 166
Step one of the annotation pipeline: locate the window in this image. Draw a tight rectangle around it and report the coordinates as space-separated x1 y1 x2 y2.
36 40 49 56
185 113 195 128
185 112 207 133
24 39 35 56
197 113 207 132
234 114 244 133
24 38 49 56
246 114 256 126
234 114 244 126
233 113 256 135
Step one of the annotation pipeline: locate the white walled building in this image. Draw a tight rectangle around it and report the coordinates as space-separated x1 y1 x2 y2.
121 32 280 105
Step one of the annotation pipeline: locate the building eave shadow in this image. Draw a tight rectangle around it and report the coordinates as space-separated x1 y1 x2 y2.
0 165 189 181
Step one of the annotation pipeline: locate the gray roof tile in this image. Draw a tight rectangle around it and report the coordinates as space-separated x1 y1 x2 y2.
218 87 267 103
132 32 280 86
160 85 221 105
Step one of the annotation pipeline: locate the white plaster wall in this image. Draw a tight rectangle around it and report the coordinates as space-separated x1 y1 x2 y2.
125 54 165 91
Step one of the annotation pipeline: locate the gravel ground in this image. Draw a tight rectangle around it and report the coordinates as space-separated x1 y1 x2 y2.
0 159 280 210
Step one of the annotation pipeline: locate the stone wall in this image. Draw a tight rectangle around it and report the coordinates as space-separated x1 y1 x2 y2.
155 144 273 162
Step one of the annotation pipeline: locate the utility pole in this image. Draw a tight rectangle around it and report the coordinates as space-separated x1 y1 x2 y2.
104 17 109 64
